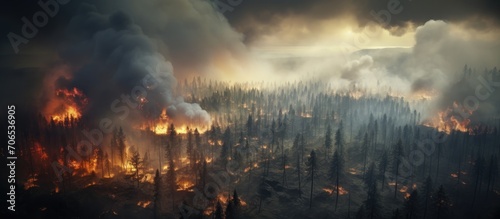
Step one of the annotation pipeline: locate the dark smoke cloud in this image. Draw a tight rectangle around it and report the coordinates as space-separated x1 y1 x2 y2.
96 0 248 79
56 4 210 127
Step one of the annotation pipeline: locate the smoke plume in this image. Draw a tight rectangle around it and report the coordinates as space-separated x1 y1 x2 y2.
52 4 210 127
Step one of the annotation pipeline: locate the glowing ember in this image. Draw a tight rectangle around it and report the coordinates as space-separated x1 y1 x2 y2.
34 143 48 161
137 201 152 208
323 186 348 195
451 173 458 178
177 180 195 191
399 186 408 193
162 165 169 171
180 157 190 165
404 192 411 199
85 182 96 188
24 175 38 190
323 188 334 195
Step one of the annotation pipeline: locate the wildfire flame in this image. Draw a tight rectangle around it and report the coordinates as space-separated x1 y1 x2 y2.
177 180 195 191
46 87 86 123
323 186 349 196
34 142 48 161
140 109 208 135
24 175 38 190
137 201 152 208
423 103 472 134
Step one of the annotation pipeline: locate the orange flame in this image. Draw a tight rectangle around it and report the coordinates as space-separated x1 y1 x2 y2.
46 87 86 123
140 108 209 135
34 142 48 161
423 103 472 134
137 200 152 208
24 175 38 190
177 180 195 191
323 186 349 196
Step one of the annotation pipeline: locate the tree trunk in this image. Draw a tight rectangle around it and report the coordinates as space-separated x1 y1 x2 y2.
310 167 314 209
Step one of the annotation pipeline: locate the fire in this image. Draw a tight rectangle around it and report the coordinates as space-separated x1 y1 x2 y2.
180 157 190 165
204 192 247 216
152 121 169 135
140 108 209 135
140 120 207 135
451 173 458 178
46 87 87 123
34 143 48 161
177 180 195 191
398 185 415 199
162 164 169 171
404 192 411 199
24 175 38 190
85 182 96 188
423 103 472 134
51 105 81 122
323 186 348 196
137 201 152 208
323 188 334 194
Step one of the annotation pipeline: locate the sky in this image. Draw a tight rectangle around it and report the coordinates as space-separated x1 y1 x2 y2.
1 0 499 122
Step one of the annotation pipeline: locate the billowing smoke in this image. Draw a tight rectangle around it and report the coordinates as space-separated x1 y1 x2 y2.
342 20 500 123
340 55 373 81
51 4 210 127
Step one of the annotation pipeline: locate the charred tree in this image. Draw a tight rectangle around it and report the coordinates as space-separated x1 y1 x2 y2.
306 150 317 209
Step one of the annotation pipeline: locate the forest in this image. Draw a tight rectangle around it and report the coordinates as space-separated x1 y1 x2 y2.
11 75 500 219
